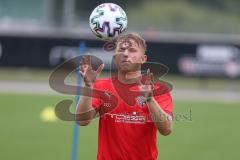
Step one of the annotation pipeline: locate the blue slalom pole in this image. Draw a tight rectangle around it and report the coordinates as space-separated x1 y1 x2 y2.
71 42 86 160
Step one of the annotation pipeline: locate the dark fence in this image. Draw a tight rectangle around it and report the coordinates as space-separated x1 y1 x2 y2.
0 35 239 76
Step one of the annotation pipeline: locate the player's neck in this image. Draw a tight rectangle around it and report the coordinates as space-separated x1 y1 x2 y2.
117 70 142 84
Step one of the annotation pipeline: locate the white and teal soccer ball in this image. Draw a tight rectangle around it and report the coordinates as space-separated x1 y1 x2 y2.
89 3 128 41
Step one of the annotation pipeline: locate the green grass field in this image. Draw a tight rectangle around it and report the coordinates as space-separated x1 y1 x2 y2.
0 93 239 160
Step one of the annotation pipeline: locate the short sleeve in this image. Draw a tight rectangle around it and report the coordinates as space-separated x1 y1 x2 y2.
91 81 104 110
154 92 173 117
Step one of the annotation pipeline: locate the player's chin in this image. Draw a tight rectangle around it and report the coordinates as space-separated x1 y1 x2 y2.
118 63 137 70
119 67 131 73
119 65 137 73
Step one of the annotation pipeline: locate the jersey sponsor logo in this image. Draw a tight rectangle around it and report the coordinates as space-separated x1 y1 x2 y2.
105 112 146 124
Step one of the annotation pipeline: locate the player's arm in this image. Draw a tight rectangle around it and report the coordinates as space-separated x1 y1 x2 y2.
76 55 104 126
76 84 97 126
147 98 172 136
138 69 172 135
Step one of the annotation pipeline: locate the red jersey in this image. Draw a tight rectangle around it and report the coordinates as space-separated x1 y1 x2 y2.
91 77 173 160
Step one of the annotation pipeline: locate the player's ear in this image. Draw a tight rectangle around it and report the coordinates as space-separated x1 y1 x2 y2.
141 54 147 64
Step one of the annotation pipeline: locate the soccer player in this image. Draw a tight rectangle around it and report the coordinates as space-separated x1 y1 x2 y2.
77 33 173 160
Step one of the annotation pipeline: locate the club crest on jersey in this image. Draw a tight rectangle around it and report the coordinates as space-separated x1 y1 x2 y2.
135 96 147 107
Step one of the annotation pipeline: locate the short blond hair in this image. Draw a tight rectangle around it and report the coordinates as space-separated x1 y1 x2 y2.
116 33 147 51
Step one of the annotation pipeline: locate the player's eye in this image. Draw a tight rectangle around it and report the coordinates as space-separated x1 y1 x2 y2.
129 48 137 52
118 48 125 52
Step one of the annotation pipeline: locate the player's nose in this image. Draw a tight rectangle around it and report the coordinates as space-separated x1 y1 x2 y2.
122 50 129 57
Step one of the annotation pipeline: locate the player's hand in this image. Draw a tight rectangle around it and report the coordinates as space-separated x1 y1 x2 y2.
79 54 104 87
136 68 154 102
